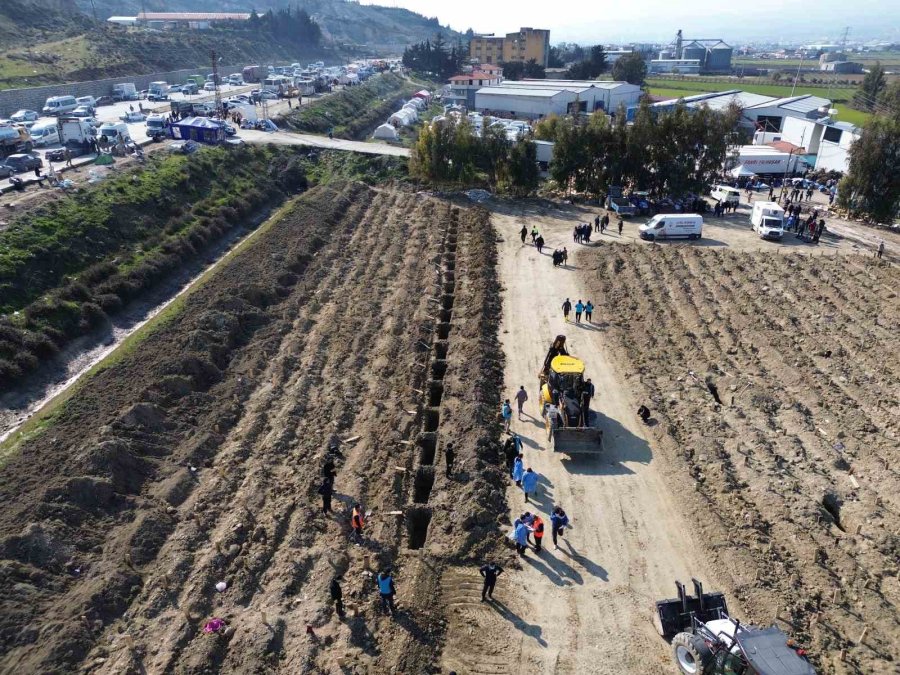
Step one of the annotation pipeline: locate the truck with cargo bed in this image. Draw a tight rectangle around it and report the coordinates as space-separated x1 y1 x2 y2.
606 185 636 216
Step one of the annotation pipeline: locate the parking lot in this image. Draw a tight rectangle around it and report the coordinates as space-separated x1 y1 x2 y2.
0 81 269 192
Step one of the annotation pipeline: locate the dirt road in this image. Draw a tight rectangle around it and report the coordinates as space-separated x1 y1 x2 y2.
443 204 729 675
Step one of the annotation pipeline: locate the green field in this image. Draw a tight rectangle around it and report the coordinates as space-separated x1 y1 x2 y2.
645 78 872 126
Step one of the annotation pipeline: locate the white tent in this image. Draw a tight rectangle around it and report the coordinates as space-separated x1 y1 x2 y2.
373 123 399 140
730 165 757 178
406 98 426 110
389 109 416 127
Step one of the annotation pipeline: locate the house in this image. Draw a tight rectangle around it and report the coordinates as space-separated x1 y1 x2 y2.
779 117 860 173
447 71 502 109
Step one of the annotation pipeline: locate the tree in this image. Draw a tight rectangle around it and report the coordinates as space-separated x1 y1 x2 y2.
402 33 463 79
611 52 647 85
523 58 546 79
853 62 886 111
566 45 607 80
547 46 565 68
501 140 540 196
837 111 900 221
878 80 900 115
502 61 525 80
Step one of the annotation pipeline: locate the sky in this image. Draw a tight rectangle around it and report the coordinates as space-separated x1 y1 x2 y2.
360 0 900 45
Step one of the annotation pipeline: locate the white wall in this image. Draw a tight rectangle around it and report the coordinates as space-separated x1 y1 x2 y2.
475 91 576 119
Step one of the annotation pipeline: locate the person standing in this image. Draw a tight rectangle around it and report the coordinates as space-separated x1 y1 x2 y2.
573 225 580 243
512 454 525 487
503 436 519 474
550 506 569 549
562 298 572 322
594 215 600 232
323 457 337 483
330 576 345 618
574 299 584 324
532 514 545 552
584 301 594 323
600 217 606 235
501 399 512 432
531 226 539 243
318 479 334 514
444 442 455 478
535 235 544 254
515 386 528 419
520 225 527 244
514 518 532 556
377 569 397 616
618 218 623 235
350 503 364 542
479 562 503 601
877 239 885 259
521 468 539 503
562 247 568 265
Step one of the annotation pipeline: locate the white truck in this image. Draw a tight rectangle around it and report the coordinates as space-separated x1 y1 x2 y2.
148 81 169 101
731 146 805 176
639 214 703 241
58 117 96 145
750 201 785 240
112 83 138 101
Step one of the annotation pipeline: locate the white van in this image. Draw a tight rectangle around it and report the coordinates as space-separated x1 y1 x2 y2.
75 96 97 110
29 119 61 146
710 185 740 207
639 214 703 241
98 121 131 143
42 95 78 116
750 201 785 240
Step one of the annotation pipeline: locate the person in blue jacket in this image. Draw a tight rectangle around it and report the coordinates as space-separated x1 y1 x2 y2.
521 468 539 503
514 518 532 556
574 300 584 323
550 506 569 549
501 399 513 432
512 454 525 486
377 569 397 616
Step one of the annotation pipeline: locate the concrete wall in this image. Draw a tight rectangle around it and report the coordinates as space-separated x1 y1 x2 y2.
0 64 247 116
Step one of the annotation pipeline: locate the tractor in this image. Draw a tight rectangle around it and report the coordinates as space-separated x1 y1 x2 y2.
655 579 816 675
538 335 603 453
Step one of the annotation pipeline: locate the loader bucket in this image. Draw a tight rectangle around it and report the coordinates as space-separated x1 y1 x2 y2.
654 579 729 639
551 427 603 453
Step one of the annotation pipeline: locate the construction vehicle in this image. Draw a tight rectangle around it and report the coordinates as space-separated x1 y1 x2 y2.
655 579 816 675
538 335 603 453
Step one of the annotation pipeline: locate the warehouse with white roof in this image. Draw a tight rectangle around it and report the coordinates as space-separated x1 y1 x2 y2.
474 79 641 118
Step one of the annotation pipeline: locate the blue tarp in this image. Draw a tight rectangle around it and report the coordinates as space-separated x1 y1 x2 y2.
170 117 226 144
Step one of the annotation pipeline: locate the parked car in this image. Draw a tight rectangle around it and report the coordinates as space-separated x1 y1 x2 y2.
70 105 95 118
0 164 15 178
3 153 43 173
10 109 39 122
75 96 98 110
94 96 114 107
29 120 60 147
203 82 217 92
167 140 199 154
120 111 147 123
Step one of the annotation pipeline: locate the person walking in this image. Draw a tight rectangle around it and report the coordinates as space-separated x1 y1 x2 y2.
479 562 503 601
573 225 580 243
535 235 544 253
618 218 623 235
562 247 568 265
562 298 572 322
330 576 346 618
444 442 455 478
877 239 885 259
574 299 584 323
501 399 513 432
350 503 365 542
376 569 397 616
64 147 73 168
594 215 600 232
531 226 539 243
323 457 337 483
550 506 569 549
515 386 528 419
514 518 532 556
520 225 527 244
512 454 525 487
584 301 594 323
532 514 545 553
318 479 334 514
521 467 539 503
600 217 606 234
503 435 520 473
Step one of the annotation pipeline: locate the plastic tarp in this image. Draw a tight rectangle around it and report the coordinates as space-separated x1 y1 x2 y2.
171 116 226 144
730 165 757 178
373 123 398 140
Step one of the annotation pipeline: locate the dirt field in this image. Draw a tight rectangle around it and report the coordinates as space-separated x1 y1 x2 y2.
440 199 897 675
0 181 505 674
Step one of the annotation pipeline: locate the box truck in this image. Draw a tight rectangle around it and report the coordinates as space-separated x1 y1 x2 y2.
112 83 137 101
148 82 169 101
639 214 703 241
750 202 785 240
730 146 805 176
242 65 265 83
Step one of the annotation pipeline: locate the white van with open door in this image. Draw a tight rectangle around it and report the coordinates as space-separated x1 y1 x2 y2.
710 185 740 207
639 214 703 241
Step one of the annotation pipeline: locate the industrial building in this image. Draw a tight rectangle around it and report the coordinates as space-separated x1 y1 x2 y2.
820 61 864 73
647 59 701 75
778 117 860 173
474 79 642 118
651 29 733 73
469 28 551 68
133 12 250 29
649 90 833 132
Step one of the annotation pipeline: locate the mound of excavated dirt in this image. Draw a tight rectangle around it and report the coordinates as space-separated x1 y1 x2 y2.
588 245 898 674
0 183 504 674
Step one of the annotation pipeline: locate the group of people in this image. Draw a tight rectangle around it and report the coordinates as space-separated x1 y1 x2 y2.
712 199 737 216
511 506 570 557
573 222 593 243
329 568 399 619
561 297 594 324
593 213 623 235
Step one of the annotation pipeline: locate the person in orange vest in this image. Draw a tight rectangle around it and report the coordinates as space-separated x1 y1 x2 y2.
350 503 364 542
532 514 545 553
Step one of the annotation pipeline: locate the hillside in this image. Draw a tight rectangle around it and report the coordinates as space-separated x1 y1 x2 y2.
74 0 463 52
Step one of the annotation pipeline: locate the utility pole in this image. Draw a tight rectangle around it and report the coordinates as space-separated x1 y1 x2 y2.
211 50 222 117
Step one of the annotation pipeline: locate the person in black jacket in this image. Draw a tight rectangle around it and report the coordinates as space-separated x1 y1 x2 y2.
330 576 345 618
479 562 503 601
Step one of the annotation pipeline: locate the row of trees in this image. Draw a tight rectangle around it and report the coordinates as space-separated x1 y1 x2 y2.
837 108 900 221
410 119 539 195
247 7 321 46
402 34 467 80
534 101 742 197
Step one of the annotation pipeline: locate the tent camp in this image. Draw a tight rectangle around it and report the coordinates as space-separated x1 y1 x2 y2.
171 117 226 144
389 109 416 127
373 123 399 140
406 98 426 110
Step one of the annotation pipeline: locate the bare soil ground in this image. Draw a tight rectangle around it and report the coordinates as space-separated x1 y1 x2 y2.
440 198 897 675
0 182 504 674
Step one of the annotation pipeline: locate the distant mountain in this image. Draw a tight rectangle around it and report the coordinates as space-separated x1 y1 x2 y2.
72 0 463 52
